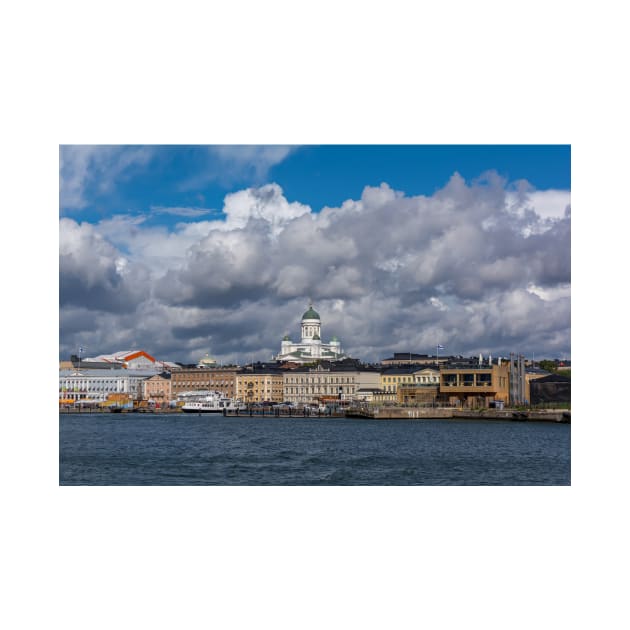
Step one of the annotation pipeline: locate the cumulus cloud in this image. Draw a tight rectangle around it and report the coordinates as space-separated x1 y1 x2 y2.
59 173 571 363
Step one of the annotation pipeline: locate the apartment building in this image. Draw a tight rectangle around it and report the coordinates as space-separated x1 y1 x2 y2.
235 368 284 404
170 367 240 398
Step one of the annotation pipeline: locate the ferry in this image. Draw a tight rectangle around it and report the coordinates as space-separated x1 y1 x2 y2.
181 392 246 414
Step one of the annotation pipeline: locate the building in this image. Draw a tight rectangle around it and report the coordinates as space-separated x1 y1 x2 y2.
380 365 440 394
380 366 419 393
77 349 179 372
142 372 172 405
529 373 571 405
275 303 346 364
397 383 441 405
524 367 551 403
235 365 284 404
59 369 158 403
439 360 510 408
170 366 240 398
283 362 381 404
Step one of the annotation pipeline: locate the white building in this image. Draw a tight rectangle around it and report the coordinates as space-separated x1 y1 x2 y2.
275 304 346 364
283 364 380 404
59 369 159 403
80 349 178 371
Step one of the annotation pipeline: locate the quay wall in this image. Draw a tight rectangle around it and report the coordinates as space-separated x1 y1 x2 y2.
346 408 570 423
60 406 570 422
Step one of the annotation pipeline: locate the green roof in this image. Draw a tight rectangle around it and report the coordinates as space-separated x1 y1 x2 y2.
312 333 320 340
302 306 320 320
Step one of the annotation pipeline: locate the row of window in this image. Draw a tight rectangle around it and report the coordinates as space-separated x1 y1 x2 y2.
286 376 355 384
286 386 354 394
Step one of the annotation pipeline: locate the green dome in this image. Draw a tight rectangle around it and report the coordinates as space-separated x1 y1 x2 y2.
312 333 321 340
302 306 320 320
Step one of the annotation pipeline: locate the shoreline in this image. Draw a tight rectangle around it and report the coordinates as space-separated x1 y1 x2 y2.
59 407 570 423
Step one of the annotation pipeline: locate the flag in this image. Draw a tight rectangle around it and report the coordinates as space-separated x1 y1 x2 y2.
437 344 444 350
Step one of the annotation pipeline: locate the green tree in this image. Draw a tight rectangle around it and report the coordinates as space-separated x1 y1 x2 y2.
538 360 557 373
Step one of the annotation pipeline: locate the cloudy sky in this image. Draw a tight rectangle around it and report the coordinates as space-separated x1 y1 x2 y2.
59 145 570 364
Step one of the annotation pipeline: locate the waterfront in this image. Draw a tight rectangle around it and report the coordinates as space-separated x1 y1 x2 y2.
60 413 570 485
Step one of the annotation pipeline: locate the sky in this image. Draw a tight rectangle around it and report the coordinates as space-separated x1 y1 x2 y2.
59 145 571 364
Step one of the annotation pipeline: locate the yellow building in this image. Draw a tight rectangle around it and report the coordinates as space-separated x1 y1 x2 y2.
235 370 284 404
380 366 439 394
397 384 440 405
440 362 510 408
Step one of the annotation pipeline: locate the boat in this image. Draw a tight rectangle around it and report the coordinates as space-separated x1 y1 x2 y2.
181 392 247 414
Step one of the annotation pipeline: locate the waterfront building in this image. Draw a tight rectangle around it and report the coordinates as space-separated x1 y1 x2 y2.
380 365 440 394
371 390 397 404
397 383 441 406
524 367 551 403
353 388 386 403
380 366 417 393
170 366 240 399
59 369 158 403
275 303 346 364
439 361 510 408
142 372 172 405
529 373 571 406
235 366 284 404
283 362 380 404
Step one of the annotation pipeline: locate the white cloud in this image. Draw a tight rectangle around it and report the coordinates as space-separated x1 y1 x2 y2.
151 206 219 218
59 146 154 210
60 175 571 363
220 183 311 235
506 189 571 221
209 145 296 180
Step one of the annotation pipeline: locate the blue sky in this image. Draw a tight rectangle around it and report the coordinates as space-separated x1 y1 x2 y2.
60 145 570 228
60 145 571 363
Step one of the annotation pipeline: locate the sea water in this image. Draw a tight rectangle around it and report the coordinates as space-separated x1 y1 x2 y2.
59 413 570 485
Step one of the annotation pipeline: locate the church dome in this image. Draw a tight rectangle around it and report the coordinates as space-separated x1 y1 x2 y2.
197 353 217 367
302 305 320 320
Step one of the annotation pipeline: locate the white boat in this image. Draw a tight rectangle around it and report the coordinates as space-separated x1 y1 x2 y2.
181 392 246 414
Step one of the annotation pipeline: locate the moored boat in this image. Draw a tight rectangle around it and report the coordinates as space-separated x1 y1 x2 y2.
181 392 246 414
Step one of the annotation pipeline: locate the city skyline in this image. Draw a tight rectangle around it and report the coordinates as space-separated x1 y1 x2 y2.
59 145 571 364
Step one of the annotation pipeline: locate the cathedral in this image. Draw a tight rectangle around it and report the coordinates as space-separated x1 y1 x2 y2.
275 303 346 364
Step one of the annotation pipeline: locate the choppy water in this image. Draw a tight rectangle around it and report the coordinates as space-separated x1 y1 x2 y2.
59 413 570 485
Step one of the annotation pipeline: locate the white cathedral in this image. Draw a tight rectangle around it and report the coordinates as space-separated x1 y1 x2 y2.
275 303 346 364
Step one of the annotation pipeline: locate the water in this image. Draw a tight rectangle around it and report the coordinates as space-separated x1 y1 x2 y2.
59 413 570 485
